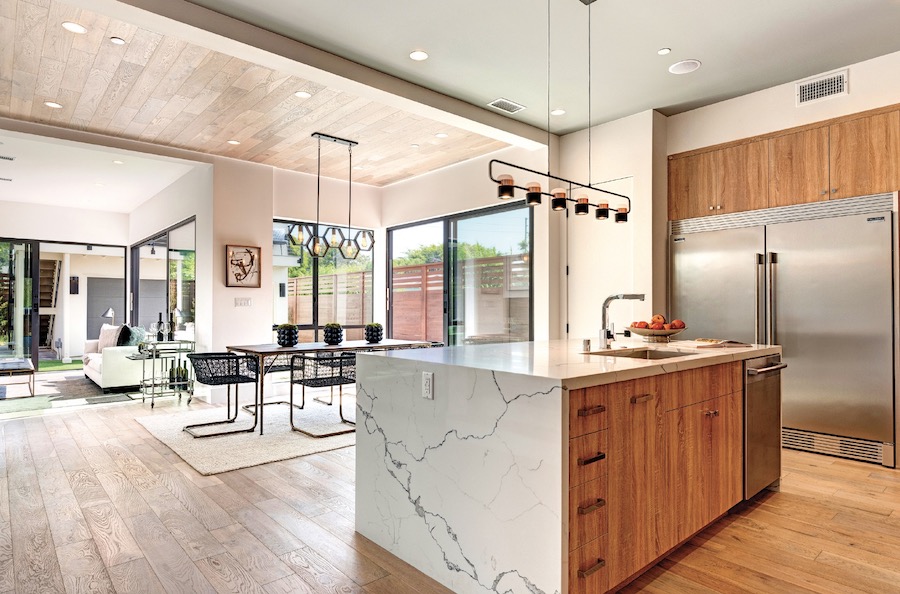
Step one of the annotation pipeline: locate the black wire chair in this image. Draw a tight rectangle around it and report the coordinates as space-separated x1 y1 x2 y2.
184 353 259 438
239 353 306 417
288 352 357 437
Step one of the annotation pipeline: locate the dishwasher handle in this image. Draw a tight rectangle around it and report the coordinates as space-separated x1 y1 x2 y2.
747 363 787 376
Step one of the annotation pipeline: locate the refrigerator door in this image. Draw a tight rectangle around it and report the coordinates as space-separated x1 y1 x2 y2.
767 213 894 443
670 226 766 343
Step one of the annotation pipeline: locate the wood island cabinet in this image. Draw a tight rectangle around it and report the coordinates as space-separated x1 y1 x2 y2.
568 361 742 593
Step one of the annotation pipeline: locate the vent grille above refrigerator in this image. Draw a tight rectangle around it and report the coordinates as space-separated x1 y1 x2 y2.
796 70 848 105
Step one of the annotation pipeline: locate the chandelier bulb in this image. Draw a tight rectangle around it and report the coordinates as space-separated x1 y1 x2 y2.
596 202 609 220
497 174 515 200
526 182 542 206
575 196 590 216
615 207 628 223
551 188 567 211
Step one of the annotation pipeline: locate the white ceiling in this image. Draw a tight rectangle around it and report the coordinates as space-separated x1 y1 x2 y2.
0 129 196 212
186 0 900 134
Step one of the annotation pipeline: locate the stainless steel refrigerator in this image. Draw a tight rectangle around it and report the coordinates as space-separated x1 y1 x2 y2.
670 197 895 467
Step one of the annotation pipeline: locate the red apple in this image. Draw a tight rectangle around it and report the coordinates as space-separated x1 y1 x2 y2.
633 321 649 329
663 323 672 330
649 322 665 330
670 319 686 329
651 314 666 324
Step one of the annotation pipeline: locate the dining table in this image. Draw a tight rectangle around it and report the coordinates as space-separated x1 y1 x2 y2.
225 339 435 435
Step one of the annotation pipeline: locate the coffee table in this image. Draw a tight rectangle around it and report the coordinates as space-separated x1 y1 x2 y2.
0 359 35 397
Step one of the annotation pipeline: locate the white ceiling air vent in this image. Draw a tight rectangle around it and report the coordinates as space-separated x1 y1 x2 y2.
0 155 15 161
796 69 848 106
488 98 526 114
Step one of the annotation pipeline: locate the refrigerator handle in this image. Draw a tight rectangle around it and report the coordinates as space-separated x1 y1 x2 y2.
755 253 764 344
767 252 777 345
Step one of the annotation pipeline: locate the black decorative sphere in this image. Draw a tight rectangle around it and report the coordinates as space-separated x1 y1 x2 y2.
365 325 383 343
323 325 343 345
276 326 298 347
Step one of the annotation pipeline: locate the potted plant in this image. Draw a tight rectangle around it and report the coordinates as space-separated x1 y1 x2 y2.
276 323 299 347
323 322 343 345
365 322 383 343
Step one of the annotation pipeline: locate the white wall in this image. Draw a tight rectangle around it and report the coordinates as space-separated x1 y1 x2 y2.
273 168 381 229
667 50 900 155
0 201 128 245
559 110 666 340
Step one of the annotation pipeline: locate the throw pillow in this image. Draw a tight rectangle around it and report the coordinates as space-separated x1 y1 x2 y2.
125 326 147 346
97 324 122 351
117 325 132 346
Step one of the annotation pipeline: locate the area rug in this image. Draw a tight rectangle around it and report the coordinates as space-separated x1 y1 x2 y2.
135 402 356 475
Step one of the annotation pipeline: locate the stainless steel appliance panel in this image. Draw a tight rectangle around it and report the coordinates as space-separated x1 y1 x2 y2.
670 226 765 343
766 213 894 443
745 355 784 498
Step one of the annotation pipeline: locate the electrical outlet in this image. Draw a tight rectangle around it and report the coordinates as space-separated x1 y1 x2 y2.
422 371 434 399
234 297 252 307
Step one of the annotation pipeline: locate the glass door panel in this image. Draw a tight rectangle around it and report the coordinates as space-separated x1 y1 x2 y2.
0 240 37 363
389 222 445 342
135 236 168 333
168 221 196 340
448 207 531 346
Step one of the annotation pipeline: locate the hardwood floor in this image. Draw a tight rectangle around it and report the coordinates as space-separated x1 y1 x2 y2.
0 399 898 593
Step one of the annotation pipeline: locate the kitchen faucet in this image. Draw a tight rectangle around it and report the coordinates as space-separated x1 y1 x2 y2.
600 293 645 349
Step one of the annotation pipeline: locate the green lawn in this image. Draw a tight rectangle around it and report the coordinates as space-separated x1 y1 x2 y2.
38 359 84 372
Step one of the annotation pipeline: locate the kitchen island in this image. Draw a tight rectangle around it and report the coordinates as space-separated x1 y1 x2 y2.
355 339 781 594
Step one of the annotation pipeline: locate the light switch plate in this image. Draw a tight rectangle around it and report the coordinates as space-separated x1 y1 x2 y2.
234 297 252 307
422 371 434 399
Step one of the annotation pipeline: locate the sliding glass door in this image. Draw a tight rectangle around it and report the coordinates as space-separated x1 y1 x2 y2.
389 221 445 342
387 203 532 345
0 239 38 363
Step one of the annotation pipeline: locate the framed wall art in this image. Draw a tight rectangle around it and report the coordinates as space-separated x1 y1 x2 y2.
225 245 261 287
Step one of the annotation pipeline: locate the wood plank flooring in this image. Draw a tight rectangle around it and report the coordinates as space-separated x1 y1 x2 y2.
0 399 898 593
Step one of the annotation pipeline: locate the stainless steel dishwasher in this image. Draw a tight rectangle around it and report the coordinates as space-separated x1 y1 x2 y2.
744 354 786 499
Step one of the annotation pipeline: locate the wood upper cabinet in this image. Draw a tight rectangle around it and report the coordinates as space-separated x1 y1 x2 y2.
606 377 673 588
715 140 768 214
830 111 900 199
668 152 715 220
666 391 743 544
768 127 830 207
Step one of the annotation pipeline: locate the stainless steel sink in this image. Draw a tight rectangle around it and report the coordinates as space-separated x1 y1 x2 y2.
593 349 696 360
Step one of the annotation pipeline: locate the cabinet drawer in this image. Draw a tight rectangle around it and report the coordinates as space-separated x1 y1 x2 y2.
569 476 608 550
661 362 739 410
570 430 608 487
570 385 609 438
569 534 609 594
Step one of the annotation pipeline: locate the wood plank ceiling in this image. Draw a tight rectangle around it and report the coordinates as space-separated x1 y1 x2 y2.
0 0 509 186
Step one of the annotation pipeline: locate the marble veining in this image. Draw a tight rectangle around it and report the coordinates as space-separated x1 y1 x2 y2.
356 355 564 594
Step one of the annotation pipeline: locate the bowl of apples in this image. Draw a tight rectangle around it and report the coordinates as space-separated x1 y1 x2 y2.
629 315 686 342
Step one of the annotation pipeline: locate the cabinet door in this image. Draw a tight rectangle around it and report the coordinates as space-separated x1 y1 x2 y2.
707 392 743 519
668 152 716 220
665 400 707 544
606 377 671 587
768 127 829 206
829 111 900 200
716 141 768 213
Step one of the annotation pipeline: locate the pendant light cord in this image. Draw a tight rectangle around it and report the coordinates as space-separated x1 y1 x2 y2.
347 146 352 235
587 3 592 188
547 0 551 178
316 136 322 238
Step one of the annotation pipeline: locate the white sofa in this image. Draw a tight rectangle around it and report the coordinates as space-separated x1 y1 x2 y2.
83 340 143 392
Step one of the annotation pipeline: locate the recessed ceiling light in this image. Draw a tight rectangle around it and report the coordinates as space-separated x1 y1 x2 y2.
62 21 87 34
94 183 105 187
411 143 420 148
112 160 124 165
227 140 241 145
550 108 566 116
294 91 312 99
435 132 448 138
409 50 429 61
668 59 702 75
44 101 63 109
109 36 126 45
353 165 365 170
657 47 671 56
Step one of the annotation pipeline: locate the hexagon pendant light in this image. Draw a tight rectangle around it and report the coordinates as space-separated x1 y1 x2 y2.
307 132 372 259
489 0 631 222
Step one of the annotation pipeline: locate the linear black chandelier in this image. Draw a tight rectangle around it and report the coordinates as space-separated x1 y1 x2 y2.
489 0 632 223
288 132 374 259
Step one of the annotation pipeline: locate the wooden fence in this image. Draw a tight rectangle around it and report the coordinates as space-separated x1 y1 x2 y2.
287 271 373 332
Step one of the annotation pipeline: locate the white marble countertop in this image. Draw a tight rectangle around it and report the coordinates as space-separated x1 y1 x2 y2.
371 339 781 389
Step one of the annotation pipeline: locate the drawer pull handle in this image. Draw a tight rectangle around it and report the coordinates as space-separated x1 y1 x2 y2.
630 394 653 404
577 452 606 466
704 409 720 417
577 404 606 417
578 558 606 579
577 498 606 515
